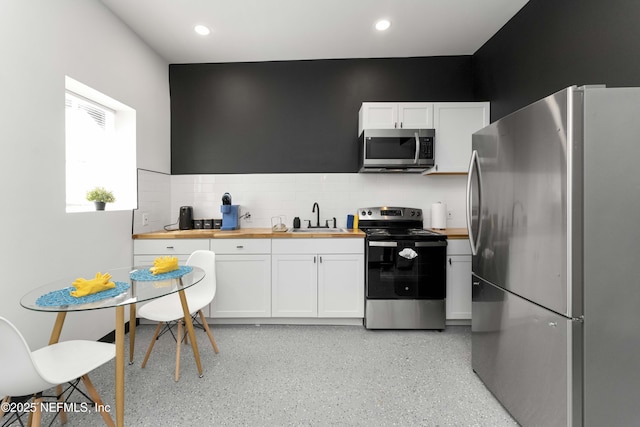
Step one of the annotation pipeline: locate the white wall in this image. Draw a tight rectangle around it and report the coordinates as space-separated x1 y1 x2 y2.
0 1 170 347
165 173 467 230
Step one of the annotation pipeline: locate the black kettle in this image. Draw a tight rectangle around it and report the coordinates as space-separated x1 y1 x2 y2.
179 206 193 230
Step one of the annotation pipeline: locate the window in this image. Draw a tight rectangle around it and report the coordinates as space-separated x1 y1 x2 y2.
65 76 136 212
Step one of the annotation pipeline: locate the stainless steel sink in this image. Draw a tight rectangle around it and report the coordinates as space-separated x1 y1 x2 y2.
290 228 348 233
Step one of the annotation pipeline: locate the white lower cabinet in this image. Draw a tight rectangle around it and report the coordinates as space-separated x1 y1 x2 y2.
271 254 318 317
446 239 472 320
209 239 271 318
132 238 211 315
133 237 365 322
317 254 364 318
271 239 364 318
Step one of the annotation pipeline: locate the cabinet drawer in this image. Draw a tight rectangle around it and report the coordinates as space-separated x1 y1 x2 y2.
272 238 364 255
133 239 209 255
134 254 190 265
447 239 471 256
209 239 271 254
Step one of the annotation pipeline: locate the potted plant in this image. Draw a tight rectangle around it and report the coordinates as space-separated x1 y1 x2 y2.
86 187 116 211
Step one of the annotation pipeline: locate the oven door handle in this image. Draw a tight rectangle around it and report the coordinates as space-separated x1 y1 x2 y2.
368 241 446 248
368 241 398 247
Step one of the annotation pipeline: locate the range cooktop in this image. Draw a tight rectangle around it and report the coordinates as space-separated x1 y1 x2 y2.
357 207 446 241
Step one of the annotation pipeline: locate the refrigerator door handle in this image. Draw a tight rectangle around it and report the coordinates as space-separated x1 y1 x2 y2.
466 149 482 256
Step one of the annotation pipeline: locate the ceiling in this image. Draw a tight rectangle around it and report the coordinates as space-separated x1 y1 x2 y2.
100 0 529 64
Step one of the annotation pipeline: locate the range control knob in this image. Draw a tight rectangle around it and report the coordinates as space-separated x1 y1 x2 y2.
410 210 415 216
367 210 373 216
361 210 367 216
416 211 421 216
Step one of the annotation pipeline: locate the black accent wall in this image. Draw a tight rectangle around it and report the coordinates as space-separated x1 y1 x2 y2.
170 57 474 174
473 0 640 122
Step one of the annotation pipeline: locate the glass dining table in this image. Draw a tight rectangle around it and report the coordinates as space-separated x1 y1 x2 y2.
20 265 205 427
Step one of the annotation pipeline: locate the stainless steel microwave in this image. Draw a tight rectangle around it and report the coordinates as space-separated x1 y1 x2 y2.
358 128 435 173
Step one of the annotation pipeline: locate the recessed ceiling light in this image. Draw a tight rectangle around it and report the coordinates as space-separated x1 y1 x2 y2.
375 19 391 31
194 25 211 36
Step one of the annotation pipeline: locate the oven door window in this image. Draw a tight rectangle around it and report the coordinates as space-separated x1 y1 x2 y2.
366 137 417 160
366 241 446 299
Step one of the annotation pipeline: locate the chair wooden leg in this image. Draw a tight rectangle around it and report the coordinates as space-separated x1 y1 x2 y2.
57 384 68 424
0 396 9 420
178 290 203 378
198 310 219 354
31 393 43 427
141 322 163 368
82 374 115 427
175 320 183 382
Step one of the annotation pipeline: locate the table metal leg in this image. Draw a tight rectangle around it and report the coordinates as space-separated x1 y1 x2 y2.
128 303 136 364
177 289 203 377
115 306 125 427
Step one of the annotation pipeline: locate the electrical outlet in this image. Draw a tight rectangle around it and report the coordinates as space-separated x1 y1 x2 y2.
447 210 453 219
142 213 149 226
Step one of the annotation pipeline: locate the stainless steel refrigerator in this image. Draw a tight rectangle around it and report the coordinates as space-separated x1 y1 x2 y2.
467 85 640 426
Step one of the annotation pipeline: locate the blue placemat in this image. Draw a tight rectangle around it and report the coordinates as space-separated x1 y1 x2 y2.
36 281 130 307
129 265 193 282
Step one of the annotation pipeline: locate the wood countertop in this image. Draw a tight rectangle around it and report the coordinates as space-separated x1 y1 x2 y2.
428 228 469 239
133 227 468 240
132 227 366 239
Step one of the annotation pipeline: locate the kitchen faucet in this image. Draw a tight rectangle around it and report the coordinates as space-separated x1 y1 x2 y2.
309 202 320 228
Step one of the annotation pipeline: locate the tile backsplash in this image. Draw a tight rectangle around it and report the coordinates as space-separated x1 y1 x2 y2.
135 172 467 233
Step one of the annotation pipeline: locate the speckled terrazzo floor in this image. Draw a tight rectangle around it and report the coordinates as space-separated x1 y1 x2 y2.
5 324 519 426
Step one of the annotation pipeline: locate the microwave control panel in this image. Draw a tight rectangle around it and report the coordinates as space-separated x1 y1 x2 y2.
421 137 434 159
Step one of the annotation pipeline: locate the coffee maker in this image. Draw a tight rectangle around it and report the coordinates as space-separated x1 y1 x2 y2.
220 193 239 230
179 206 193 230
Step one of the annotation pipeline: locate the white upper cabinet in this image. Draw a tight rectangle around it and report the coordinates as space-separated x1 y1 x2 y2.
358 102 433 135
426 102 490 174
397 103 433 129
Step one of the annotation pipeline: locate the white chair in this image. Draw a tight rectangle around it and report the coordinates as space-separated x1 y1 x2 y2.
138 250 219 381
0 316 115 427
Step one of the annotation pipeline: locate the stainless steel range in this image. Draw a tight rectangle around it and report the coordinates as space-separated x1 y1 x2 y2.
358 207 447 330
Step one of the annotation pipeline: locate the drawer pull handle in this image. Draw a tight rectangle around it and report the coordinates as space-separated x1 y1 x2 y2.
166 246 174 249
236 245 244 249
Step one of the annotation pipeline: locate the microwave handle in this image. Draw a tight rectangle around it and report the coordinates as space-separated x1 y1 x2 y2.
413 132 420 164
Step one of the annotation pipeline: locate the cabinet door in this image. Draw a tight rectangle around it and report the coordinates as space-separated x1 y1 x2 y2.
446 255 472 320
398 102 433 129
359 102 398 133
317 254 364 318
210 254 271 318
271 254 318 317
430 102 490 174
